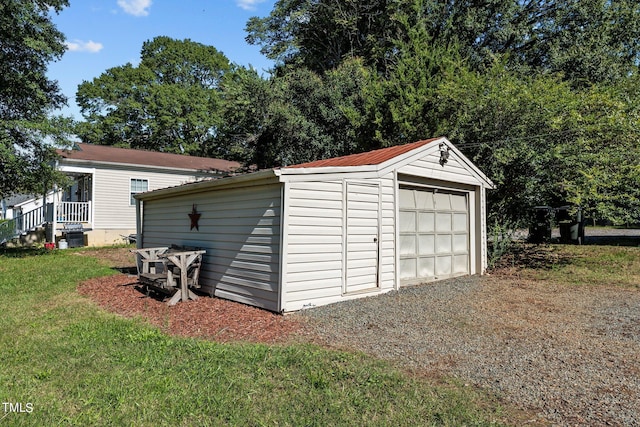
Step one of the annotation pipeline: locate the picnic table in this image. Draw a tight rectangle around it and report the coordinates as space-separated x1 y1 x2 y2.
131 246 206 305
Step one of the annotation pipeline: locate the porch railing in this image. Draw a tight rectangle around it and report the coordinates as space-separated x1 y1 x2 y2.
0 201 92 244
0 205 46 244
57 201 91 223
0 219 18 244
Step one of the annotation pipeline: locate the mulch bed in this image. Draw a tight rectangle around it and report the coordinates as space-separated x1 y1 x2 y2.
77 273 308 344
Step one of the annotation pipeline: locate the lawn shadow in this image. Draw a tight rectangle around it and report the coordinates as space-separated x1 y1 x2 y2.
113 266 138 275
0 246 55 258
584 235 640 247
492 242 573 270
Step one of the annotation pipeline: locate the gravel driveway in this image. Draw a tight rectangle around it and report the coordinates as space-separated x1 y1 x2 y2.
296 255 640 426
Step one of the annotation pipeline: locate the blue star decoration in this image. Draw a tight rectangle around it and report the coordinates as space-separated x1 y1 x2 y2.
189 204 201 230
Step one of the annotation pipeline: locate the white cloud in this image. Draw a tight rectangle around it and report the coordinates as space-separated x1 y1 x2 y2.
65 40 104 53
117 0 152 17
236 0 265 11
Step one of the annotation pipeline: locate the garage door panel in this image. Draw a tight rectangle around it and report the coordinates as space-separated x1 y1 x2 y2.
434 193 451 210
418 257 435 277
435 234 451 253
400 211 416 232
400 235 416 255
418 212 435 232
453 213 467 232
418 234 434 255
453 234 468 252
451 194 467 211
436 255 452 276
453 255 469 274
400 258 416 279
400 187 470 284
436 213 452 232
399 189 415 209
415 191 434 210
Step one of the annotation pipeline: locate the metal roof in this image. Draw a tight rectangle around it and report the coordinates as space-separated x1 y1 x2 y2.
285 138 440 169
57 143 241 173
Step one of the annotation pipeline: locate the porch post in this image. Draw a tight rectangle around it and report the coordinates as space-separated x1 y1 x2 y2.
135 198 142 248
51 184 58 245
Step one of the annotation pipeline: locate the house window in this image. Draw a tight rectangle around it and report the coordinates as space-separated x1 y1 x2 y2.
130 179 148 205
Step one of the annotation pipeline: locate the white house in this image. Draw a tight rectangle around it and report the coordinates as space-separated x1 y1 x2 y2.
0 144 241 246
135 137 494 312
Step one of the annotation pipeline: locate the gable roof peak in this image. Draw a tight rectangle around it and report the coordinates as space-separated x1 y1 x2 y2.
284 138 443 169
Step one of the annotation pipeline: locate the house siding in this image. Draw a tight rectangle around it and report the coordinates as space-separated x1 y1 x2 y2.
141 183 282 312
92 165 207 230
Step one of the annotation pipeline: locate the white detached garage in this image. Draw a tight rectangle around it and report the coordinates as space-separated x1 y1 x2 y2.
135 137 494 312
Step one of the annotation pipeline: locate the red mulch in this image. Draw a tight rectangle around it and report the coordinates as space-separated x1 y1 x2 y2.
77 274 309 344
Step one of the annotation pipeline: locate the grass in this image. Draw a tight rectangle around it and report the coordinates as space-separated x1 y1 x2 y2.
498 241 640 288
0 247 510 426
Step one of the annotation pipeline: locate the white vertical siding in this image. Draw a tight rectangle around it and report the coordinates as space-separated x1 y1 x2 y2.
93 165 207 229
141 183 282 312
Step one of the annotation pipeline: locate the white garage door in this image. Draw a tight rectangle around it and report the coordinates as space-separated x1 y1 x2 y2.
399 187 469 283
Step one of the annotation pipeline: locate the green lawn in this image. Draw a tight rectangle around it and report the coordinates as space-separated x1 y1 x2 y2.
506 242 640 288
0 247 509 426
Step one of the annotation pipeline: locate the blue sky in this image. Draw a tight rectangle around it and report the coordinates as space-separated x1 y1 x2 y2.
47 0 277 120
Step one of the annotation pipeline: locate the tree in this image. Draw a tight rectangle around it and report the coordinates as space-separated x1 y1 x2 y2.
0 0 74 198
510 0 640 87
434 58 640 225
359 4 464 148
246 0 400 74
246 0 640 224
214 65 271 164
75 37 232 156
249 58 371 168
247 0 640 85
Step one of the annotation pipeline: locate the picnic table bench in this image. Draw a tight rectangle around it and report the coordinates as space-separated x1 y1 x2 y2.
131 245 206 305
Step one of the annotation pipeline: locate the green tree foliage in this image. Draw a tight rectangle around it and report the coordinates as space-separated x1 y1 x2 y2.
360 4 464 147
247 0 640 85
214 66 271 164
246 0 402 74
0 0 74 198
75 37 231 156
245 0 640 224
435 60 640 225
251 58 370 168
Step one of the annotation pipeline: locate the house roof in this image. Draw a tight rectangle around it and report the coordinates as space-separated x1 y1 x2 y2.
57 143 241 173
285 138 440 168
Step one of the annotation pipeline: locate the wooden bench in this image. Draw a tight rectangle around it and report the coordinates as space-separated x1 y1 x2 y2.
131 245 206 305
